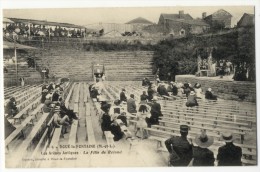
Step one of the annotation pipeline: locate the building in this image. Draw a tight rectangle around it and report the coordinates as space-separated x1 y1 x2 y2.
158 11 209 36
125 17 154 32
237 13 254 27
203 9 232 28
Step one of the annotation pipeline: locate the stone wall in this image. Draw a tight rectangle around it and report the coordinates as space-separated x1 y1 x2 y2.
176 75 256 102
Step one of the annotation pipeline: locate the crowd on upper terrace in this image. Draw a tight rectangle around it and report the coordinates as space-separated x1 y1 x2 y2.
3 23 86 39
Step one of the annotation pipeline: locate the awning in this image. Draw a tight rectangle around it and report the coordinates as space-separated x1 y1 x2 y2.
8 17 86 29
3 41 38 49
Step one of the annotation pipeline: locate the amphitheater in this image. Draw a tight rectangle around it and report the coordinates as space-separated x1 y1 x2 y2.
3 37 257 168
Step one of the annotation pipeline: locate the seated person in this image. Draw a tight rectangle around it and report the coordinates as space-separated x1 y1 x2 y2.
194 83 203 99
186 91 199 107
59 99 78 120
117 112 128 127
157 83 170 96
205 88 217 100
100 103 112 134
147 96 162 127
127 94 137 114
52 89 60 102
140 91 148 102
183 83 191 97
41 88 49 103
120 88 127 103
109 99 124 116
42 94 53 113
171 82 178 96
5 97 18 117
53 107 71 135
142 77 150 87
110 118 124 141
147 84 156 101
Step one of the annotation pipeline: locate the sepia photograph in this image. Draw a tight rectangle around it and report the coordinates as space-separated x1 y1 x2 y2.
1 0 259 170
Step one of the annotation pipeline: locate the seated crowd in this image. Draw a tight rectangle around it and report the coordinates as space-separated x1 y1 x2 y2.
165 125 242 166
41 81 78 135
4 23 86 39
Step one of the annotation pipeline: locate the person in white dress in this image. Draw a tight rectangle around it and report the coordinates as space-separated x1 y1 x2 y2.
135 103 151 139
194 83 203 99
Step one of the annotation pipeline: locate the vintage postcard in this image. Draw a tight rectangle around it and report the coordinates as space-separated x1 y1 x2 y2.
1 0 259 170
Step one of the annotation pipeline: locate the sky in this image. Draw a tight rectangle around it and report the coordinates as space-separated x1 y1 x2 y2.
3 6 254 28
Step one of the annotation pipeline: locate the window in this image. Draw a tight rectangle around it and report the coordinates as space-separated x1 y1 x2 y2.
179 29 185 35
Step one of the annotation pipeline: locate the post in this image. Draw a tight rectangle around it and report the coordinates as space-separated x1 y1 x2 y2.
14 38 18 86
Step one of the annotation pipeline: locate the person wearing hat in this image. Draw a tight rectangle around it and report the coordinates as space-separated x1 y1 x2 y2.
186 91 199 107
127 94 137 114
147 96 162 126
194 83 203 99
205 88 217 100
120 88 127 103
100 103 112 137
165 125 193 166
53 107 70 133
190 130 215 166
216 132 242 166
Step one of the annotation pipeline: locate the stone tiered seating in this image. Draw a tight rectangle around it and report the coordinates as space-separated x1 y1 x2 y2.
35 50 154 81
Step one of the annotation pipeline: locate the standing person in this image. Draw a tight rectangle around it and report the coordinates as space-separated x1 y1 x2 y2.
120 88 127 103
127 94 137 114
135 103 151 139
190 130 215 166
217 132 242 166
165 125 193 166
19 77 25 87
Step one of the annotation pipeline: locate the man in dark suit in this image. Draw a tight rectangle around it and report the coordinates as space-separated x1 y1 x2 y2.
165 125 193 166
140 91 148 102
127 94 137 114
217 132 242 166
120 88 127 103
148 96 162 125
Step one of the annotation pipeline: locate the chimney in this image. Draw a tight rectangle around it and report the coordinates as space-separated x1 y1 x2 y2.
202 12 207 19
179 10 184 18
